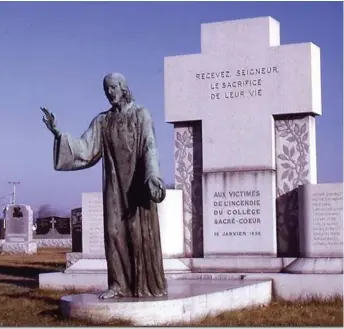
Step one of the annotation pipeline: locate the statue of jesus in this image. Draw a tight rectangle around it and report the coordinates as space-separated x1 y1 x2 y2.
41 73 167 299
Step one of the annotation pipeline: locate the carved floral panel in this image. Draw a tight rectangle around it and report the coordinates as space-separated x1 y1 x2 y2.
275 115 316 256
174 122 203 257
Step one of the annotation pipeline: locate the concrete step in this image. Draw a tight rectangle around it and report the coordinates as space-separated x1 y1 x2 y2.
40 271 244 290
60 279 272 325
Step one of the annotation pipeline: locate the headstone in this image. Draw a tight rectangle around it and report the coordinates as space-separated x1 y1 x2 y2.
6 205 29 243
71 207 82 252
164 16 321 257
299 183 343 257
0 219 5 239
35 217 52 235
2 204 37 253
54 217 71 235
34 216 71 238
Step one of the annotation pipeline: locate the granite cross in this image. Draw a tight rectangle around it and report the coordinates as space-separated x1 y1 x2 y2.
164 17 321 256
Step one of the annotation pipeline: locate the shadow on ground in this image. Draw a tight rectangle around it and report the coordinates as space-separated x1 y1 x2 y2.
2 291 59 306
0 264 63 278
0 278 37 289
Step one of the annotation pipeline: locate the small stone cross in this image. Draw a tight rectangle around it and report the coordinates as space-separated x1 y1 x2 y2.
50 217 56 232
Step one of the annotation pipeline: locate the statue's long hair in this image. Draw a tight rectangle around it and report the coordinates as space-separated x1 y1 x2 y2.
118 81 134 103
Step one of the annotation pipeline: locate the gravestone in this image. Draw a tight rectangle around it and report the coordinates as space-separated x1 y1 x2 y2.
35 217 52 235
2 204 37 253
164 16 321 257
34 216 71 238
54 217 71 235
71 207 82 252
0 219 5 239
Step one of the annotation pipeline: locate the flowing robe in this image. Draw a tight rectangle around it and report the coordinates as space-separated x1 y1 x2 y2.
53 103 167 297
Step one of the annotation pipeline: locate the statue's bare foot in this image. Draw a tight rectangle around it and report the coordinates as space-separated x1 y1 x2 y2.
99 289 118 299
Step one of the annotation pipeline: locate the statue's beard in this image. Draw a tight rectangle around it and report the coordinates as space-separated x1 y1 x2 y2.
109 97 127 110
108 96 118 105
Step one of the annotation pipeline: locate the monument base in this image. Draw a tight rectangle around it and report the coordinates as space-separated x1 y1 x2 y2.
65 258 192 274
1 242 37 254
60 279 271 326
39 269 343 301
40 272 244 291
64 253 296 272
283 258 343 274
39 254 343 300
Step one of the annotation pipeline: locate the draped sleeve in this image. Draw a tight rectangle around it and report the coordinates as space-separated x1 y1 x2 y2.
53 115 103 171
138 108 163 184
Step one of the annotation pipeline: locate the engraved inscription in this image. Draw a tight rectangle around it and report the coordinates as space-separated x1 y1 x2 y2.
6 219 27 242
83 194 105 254
195 66 280 101
86 197 104 254
311 191 343 247
212 189 262 237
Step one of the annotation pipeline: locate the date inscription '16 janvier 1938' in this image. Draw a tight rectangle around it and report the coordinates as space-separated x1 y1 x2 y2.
195 66 279 101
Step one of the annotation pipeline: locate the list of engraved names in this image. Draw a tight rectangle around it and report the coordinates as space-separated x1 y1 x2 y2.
85 197 104 254
311 190 343 247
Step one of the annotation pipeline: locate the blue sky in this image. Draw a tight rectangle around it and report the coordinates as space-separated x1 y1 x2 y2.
0 1 342 213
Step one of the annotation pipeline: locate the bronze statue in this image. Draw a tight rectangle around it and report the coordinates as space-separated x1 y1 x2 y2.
41 73 167 299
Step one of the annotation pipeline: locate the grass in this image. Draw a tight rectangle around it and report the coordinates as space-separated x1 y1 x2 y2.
0 248 342 326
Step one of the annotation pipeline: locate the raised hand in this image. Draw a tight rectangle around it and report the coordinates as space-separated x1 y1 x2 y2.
147 176 166 203
40 107 61 137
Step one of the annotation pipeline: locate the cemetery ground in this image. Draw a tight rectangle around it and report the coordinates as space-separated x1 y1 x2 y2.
0 248 342 327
